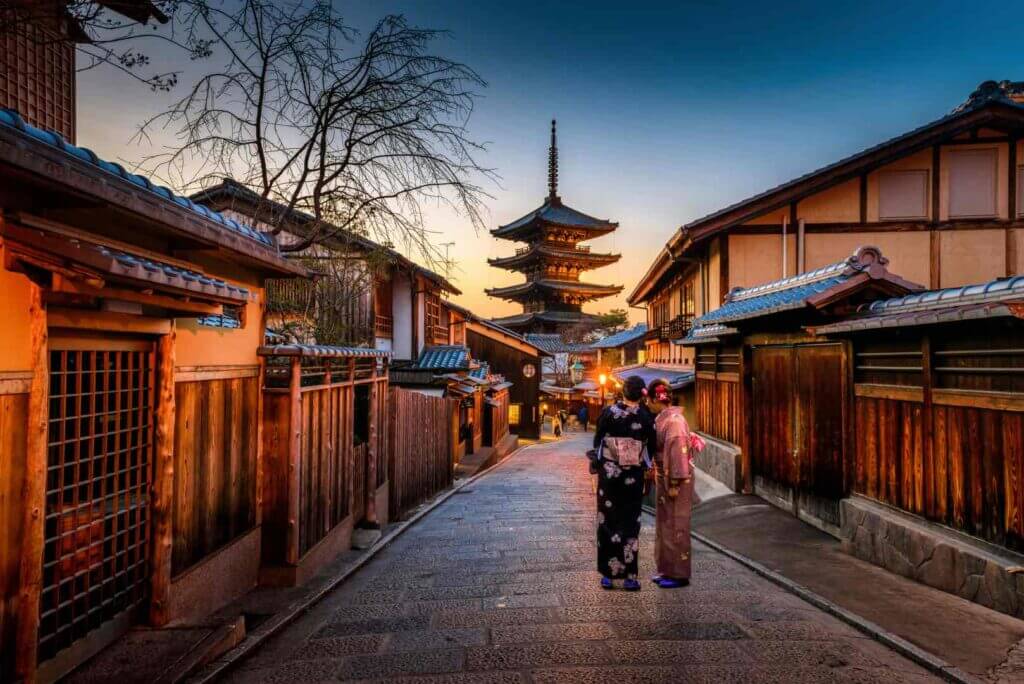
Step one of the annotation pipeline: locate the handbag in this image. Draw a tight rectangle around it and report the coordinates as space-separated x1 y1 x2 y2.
603 436 644 468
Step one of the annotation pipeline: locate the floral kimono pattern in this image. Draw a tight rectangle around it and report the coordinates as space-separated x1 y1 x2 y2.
653 407 705 580
593 401 657 580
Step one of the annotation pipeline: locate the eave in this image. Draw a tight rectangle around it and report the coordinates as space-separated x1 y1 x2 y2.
488 245 621 271
486 279 624 300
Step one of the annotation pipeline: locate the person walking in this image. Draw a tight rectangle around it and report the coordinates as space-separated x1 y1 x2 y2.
645 378 705 588
592 376 656 591
578 404 589 432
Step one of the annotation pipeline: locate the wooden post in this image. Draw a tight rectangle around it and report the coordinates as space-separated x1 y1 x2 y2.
286 357 302 565
149 323 176 626
15 284 47 682
739 343 754 494
364 360 379 526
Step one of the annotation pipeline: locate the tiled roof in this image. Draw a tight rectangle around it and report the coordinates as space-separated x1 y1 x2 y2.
816 275 1024 335
469 362 490 380
524 334 595 355
0 109 273 247
589 324 648 349
611 364 695 391
258 344 391 358
694 247 895 326
99 245 252 300
493 198 617 238
676 322 739 345
486 279 623 299
413 345 473 371
491 310 600 328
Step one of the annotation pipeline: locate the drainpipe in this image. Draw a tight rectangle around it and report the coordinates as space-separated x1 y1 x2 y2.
797 218 806 274
781 215 788 278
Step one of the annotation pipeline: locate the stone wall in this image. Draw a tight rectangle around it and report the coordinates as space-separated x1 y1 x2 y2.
841 495 1024 618
694 433 743 492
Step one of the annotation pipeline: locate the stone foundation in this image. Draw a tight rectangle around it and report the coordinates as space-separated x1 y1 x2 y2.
841 495 1024 618
694 433 743 492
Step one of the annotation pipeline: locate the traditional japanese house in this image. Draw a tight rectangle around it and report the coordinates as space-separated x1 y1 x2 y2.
445 301 546 439
487 121 622 334
589 323 648 369
812 275 1024 617
0 109 306 682
191 179 460 361
631 80 1024 367
680 247 920 532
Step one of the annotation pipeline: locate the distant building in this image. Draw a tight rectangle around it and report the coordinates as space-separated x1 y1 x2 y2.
589 323 648 368
487 121 622 334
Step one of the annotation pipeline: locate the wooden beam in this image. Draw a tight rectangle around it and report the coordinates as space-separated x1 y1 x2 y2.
1009 139 1018 276
149 324 175 626
719 235 729 305
52 277 224 316
47 308 172 335
859 174 868 223
854 383 924 403
930 231 941 289
15 284 47 682
931 145 941 223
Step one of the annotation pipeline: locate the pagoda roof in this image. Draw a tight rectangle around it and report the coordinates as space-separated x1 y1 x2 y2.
492 310 600 329
486 279 623 302
492 198 618 241
488 243 620 271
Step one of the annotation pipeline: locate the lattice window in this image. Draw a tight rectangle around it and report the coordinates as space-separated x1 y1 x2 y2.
508 403 522 426
40 345 155 662
854 338 923 387
0 22 76 141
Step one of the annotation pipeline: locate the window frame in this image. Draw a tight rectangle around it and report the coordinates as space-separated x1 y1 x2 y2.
948 147 999 219
878 169 930 221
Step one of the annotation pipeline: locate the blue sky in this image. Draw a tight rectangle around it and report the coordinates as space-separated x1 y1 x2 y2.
78 0 1024 318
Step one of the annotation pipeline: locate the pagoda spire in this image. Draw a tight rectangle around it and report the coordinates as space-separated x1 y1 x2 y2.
547 119 559 202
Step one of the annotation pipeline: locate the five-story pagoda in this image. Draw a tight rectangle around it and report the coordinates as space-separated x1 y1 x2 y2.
487 121 622 334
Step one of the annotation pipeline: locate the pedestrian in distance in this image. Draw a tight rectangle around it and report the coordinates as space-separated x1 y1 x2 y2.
578 404 589 432
591 375 656 591
646 378 705 588
552 412 562 438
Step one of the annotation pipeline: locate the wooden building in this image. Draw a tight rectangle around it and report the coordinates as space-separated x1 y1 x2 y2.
0 108 305 681
631 80 1024 366
445 302 546 439
192 179 460 361
685 247 1024 615
590 324 649 369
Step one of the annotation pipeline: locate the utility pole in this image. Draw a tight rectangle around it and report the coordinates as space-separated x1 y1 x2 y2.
440 241 455 279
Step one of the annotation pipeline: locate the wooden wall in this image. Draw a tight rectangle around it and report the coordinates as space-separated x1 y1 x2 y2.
853 322 1024 552
466 329 541 439
0 392 27 682
172 376 260 576
388 388 457 519
695 344 743 445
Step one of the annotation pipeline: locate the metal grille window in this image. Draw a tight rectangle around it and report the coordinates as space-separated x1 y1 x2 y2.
508 403 522 426
40 344 155 662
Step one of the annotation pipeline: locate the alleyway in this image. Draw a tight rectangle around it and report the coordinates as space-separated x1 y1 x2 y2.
224 434 939 683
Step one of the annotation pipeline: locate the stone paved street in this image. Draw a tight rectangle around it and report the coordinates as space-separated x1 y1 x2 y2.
224 434 940 683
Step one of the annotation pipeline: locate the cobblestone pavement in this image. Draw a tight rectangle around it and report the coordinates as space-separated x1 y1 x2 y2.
225 434 940 683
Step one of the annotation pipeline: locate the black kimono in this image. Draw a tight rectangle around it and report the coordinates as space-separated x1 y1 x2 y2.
593 401 657 580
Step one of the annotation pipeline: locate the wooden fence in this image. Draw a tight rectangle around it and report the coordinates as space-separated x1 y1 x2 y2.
695 345 743 445
388 387 458 519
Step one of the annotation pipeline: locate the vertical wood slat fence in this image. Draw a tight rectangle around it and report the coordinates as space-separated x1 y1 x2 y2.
259 346 389 572
388 387 458 519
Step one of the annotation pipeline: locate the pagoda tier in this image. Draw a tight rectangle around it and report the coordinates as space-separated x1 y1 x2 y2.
490 197 618 243
487 242 620 276
485 278 623 305
491 310 599 332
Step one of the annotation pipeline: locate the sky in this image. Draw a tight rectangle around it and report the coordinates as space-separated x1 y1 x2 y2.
76 0 1024 321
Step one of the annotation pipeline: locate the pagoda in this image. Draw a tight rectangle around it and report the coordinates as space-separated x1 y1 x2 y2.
487 121 622 334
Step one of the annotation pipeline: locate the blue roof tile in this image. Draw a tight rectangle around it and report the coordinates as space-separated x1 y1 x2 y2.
0 108 274 248
589 324 648 349
414 345 472 371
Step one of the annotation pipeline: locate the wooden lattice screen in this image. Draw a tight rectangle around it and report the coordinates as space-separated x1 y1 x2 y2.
39 343 154 662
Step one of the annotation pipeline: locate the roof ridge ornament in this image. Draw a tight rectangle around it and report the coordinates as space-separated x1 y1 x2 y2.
548 119 560 203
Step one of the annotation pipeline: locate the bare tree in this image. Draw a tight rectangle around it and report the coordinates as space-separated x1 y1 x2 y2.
135 0 493 263
0 0 210 91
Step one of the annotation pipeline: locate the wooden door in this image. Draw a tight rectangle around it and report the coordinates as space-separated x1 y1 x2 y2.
40 337 155 668
751 346 797 488
794 344 847 500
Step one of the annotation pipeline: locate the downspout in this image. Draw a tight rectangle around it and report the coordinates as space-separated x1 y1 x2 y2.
797 218 806 274
781 214 788 278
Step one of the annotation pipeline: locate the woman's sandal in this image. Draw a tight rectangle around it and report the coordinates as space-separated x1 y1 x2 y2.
600 577 614 590
655 577 690 589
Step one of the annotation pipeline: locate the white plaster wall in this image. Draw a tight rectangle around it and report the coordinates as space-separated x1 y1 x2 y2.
392 273 413 360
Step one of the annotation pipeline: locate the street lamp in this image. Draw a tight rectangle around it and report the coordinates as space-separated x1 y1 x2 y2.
598 372 608 406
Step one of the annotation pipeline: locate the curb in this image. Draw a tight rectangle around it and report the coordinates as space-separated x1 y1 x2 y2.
687 526 977 684
187 442 535 684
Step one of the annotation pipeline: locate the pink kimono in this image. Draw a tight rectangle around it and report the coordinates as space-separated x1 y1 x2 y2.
653 407 704 580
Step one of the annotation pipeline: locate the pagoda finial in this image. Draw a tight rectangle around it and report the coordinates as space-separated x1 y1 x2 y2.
547 119 559 202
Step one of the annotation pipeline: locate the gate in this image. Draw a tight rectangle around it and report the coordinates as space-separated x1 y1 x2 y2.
751 343 848 525
39 338 155 666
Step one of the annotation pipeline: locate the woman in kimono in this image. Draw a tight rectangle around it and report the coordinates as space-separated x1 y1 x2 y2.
646 378 705 588
592 375 657 590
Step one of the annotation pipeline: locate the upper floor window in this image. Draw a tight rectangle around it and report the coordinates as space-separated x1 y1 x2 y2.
879 170 928 220
949 148 998 218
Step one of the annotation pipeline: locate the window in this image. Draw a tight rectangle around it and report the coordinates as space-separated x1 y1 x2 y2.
879 170 928 220
508 403 522 426
949 148 998 218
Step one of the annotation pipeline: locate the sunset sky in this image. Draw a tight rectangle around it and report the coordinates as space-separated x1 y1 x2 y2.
76 0 1024 321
